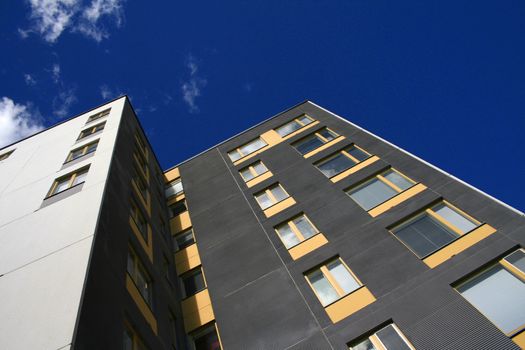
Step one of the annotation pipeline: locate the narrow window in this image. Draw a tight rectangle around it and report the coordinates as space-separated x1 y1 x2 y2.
239 161 269 182
134 167 149 202
315 145 370 177
135 149 149 176
348 324 415 350
391 201 479 258
0 149 14 161
169 200 187 218
165 178 183 198
305 258 361 306
275 214 319 249
78 121 105 140
227 137 268 162
47 166 89 197
174 228 195 251
130 200 148 241
292 128 339 155
123 323 149 350
274 114 314 137
254 183 290 210
182 267 206 297
127 247 153 307
66 140 99 162
347 169 415 210
86 108 110 123
192 324 221 350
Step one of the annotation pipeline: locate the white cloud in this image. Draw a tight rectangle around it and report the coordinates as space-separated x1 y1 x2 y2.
0 97 44 147
51 63 61 83
24 74 37 86
53 88 77 118
99 84 123 100
181 55 207 113
22 0 124 43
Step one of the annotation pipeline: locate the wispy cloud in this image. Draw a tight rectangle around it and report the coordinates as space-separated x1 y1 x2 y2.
51 63 61 83
24 74 37 86
53 87 77 118
0 97 44 147
22 0 125 43
99 84 123 100
181 55 207 113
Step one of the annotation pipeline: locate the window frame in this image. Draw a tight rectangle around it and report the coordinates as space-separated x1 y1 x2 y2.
124 321 149 350
254 183 290 210
348 323 415 350
46 166 89 197
65 140 99 163
314 144 372 178
77 121 105 140
181 266 207 298
173 228 195 251
274 213 320 249
239 160 269 182
169 199 187 218
130 199 149 241
292 127 340 155
227 137 268 162
390 201 481 259
165 178 184 198
127 246 153 308
274 114 315 137
86 108 110 124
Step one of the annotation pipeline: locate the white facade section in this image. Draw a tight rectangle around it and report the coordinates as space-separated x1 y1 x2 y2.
0 97 126 350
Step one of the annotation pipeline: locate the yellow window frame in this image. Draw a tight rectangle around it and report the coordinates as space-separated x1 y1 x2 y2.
274 114 315 135
78 121 105 140
86 108 110 123
275 214 319 247
239 161 268 182
255 183 290 209
66 140 98 162
47 167 88 197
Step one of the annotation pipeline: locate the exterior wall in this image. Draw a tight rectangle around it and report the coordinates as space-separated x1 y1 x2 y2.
176 101 525 349
0 97 126 350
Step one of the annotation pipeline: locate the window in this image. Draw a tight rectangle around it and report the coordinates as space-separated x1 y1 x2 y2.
192 324 221 350
315 145 370 178
123 323 149 350
182 267 206 297
239 161 268 182
348 324 415 350
174 228 195 251
127 247 153 306
275 214 319 249
134 167 149 202
86 108 110 123
0 150 14 161
254 183 290 210
130 200 148 241
135 149 149 176
227 137 267 162
66 140 98 162
391 201 479 258
305 258 361 306
456 249 525 336
292 128 339 155
165 178 183 198
136 133 147 154
78 121 105 140
169 200 187 218
274 115 314 137
347 169 415 211
47 167 89 197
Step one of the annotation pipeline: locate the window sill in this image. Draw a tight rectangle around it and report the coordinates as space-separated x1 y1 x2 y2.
329 155 380 183
245 171 273 188
40 182 85 208
262 196 296 217
288 233 328 260
324 285 376 323
367 183 427 217
175 243 201 275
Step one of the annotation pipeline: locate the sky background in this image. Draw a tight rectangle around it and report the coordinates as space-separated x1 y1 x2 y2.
0 1 524 210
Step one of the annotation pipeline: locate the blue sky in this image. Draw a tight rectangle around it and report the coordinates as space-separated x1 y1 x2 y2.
0 1 524 210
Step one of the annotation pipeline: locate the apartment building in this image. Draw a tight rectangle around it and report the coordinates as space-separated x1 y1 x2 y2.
0 96 524 350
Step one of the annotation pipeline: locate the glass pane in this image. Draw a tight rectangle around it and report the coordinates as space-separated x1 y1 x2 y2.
240 167 255 181
394 214 459 258
293 215 317 240
349 179 398 210
276 224 301 248
123 328 134 350
294 135 324 155
308 270 339 306
270 185 288 202
86 142 98 154
240 138 266 155
70 148 84 160
94 123 105 132
317 153 356 177
383 170 413 191
184 270 205 297
298 115 313 125
319 129 337 141
255 192 273 209
347 146 369 162
376 325 411 350
276 120 301 137
170 201 187 217
433 203 477 233
458 264 525 334
72 170 88 186
349 338 378 350
506 250 525 273
175 230 195 250
228 150 241 162
194 327 221 350
327 260 360 294
252 161 267 175
53 178 71 194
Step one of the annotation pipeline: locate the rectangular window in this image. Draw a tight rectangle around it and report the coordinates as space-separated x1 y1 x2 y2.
182 267 206 298
135 149 149 176
292 128 339 155
66 140 99 162
348 324 414 350
239 161 268 182
165 178 183 198
86 108 110 123
392 201 479 258
130 200 148 241
123 323 149 350
347 169 415 210
47 166 89 197
456 249 525 336
315 145 370 178
136 133 147 154
0 149 14 161
274 114 314 137
192 324 221 350
254 183 290 210
504 249 525 273
127 247 153 307
134 168 149 202
78 121 105 140
227 137 268 162
305 258 361 306
169 200 187 218
275 214 319 249
174 228 195 251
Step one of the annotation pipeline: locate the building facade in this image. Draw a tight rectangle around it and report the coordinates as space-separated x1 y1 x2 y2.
0 97 524 350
